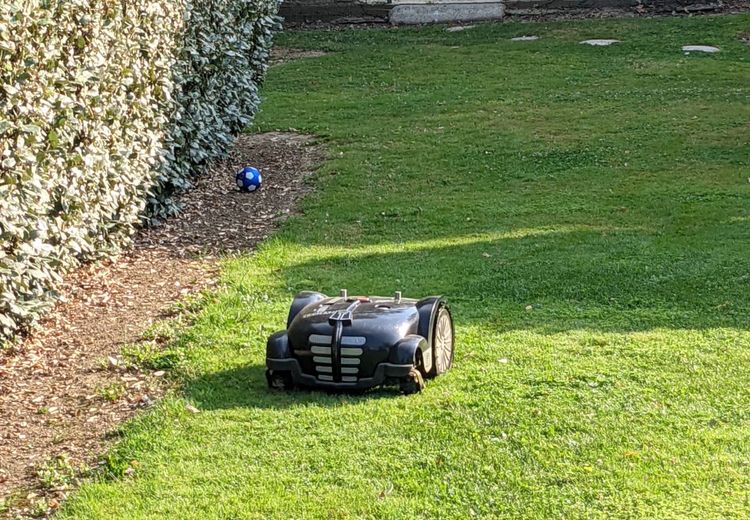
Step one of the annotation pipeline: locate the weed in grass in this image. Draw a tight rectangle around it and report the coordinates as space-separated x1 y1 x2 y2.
96 383 125 403
120 302 203 374
121 341 185 372
167 292 210 316
28 498 50 518
37 455 84 490
140 317 184 345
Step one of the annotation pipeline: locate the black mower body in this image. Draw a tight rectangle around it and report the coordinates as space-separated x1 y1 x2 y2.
266 290 454 393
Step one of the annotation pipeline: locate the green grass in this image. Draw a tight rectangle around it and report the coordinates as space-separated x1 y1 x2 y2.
61 15 750 519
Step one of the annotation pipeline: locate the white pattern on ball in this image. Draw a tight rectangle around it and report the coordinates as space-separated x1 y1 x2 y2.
248 184 257 192
236 179 244 188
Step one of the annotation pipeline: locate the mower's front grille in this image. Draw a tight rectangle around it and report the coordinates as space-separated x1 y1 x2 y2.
310 334 332 344
309 334 366 383
338 337 365 381
341 337 366 347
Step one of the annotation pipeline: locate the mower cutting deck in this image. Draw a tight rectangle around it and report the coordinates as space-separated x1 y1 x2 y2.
266 290 454 394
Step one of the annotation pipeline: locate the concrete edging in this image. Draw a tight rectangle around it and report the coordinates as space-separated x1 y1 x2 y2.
389 2 505 24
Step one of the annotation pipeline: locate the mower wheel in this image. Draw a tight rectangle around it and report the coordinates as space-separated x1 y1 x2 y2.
427 304 454 378
266 369 293 391
400 368 425 395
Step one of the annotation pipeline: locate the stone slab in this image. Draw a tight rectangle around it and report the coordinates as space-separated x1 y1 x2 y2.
580 39 620 46
682 45 720 53
390 3 504 24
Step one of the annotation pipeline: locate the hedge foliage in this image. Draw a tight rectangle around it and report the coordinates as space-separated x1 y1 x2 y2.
0 0 280 341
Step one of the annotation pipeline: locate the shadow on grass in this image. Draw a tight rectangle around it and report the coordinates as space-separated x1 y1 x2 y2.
273 225 750 333
187 363 404 411
186 223 749 411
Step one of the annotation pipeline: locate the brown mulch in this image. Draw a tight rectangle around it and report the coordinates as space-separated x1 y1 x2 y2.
0 132 323 515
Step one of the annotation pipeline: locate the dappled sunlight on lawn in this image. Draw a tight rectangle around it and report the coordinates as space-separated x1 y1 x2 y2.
264 224 650 265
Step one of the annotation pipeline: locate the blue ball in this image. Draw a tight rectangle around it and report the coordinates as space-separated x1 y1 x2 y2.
235 166 262 192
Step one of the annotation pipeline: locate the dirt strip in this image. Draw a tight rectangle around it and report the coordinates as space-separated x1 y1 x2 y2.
0 132 322 515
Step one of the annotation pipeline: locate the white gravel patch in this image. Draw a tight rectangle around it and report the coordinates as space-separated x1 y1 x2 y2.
446 25 475 33
682 45 720 53
580 39 621 46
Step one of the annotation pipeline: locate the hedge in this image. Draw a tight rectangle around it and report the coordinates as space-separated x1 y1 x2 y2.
0 0 281 341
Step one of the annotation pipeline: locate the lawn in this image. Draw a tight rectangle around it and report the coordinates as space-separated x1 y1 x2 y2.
61 14 750 519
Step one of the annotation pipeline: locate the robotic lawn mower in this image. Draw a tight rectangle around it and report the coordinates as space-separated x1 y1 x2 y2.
266 290 454 394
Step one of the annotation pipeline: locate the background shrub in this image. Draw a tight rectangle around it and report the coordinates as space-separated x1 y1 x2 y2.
0 0 281 341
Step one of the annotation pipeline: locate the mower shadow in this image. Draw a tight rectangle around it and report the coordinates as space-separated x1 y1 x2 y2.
186 363 405 411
